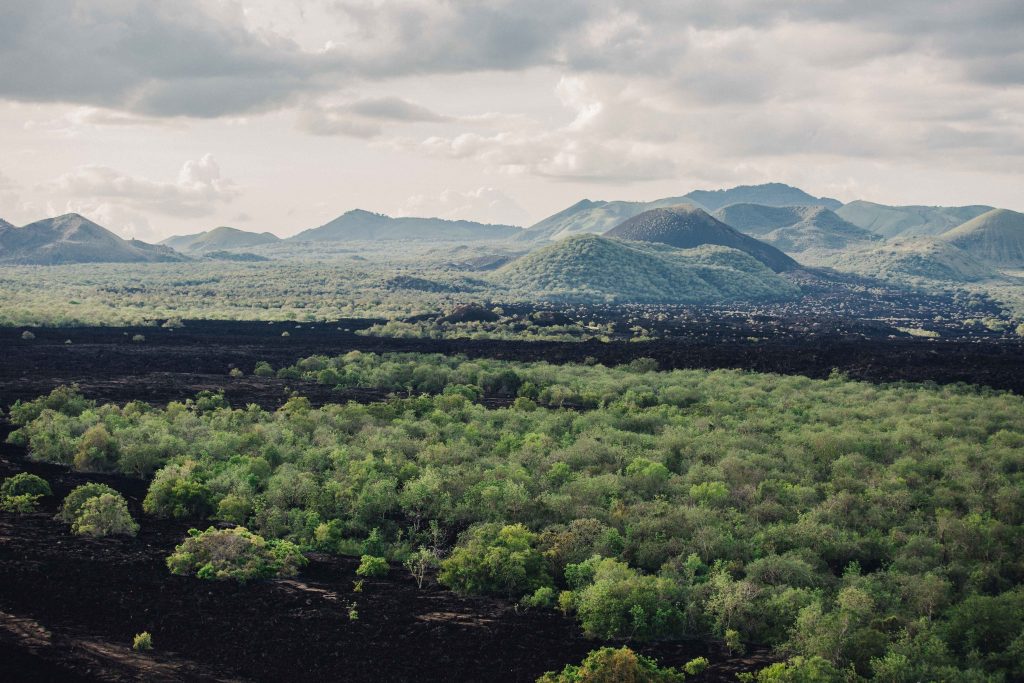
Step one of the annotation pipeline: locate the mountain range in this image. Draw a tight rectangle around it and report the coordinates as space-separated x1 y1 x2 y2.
162 226 280 253
0 214 186 265
290 209 522 242
835 201 993 238
713 204 880 255
520 183 843 242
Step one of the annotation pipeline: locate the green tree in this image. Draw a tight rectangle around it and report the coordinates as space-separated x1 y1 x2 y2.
439 523 551 598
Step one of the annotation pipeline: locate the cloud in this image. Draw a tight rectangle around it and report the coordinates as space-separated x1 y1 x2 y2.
0 0 329 117
24 107 173 136
52 154 240 218
296 96 447 137
397 187 531 225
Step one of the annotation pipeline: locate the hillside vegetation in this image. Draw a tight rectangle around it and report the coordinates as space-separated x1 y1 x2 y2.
819 238 998 284
9 358 1024 681
496 234 798 303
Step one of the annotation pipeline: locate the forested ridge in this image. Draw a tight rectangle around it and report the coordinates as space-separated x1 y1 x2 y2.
6 354 1023 681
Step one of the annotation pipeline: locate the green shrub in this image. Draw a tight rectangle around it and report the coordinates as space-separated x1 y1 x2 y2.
253 361 275 377
356 554 389 578
0 493 43 512
1 472 52 498
57 482 119 523
71 493 139 537
682 657 709 676
439 523 551 599
537 647 685 683
132 632 153 651
565 557 685 641
143 462 213 519
166 526 306 581
0 473 51 512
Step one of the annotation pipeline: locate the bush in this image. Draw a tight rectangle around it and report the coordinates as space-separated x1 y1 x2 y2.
0 473 51 512
356 554 389 578
143 462 213 519
682 657 709 676
537 647 685 683
0 493 43 512
71 493 139 537
565 557 685 641
21 330 35 340
166 526 307 581
132 632 153 651
229 367 244 378
1 472 52 498
439 523 551 599
253 361 275 377
132 334 145 343
57 482 119 523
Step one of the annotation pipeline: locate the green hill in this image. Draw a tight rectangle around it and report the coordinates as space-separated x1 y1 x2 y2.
291 209 522 242
0 213 187 265
940 208 1024 267
818 238 998 283
835 200 993 238
715 204 880 254
162 226 280 253
605 205 800 272
495 234 799 303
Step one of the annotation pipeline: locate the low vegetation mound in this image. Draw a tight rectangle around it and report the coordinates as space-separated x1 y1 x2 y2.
497 234 798 303
166 526 307 581
941 208 1024 267
605 206 799 272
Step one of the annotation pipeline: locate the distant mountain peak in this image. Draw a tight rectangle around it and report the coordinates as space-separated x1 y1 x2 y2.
290 210 521 242
1 214 187 265
683 183 842 212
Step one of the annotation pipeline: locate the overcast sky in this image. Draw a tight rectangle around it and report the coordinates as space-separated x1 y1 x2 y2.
1 0 1022 240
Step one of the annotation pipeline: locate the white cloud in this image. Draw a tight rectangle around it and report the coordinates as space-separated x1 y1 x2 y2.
52 154 240 218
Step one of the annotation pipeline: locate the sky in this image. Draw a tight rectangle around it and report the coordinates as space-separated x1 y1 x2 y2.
0 0 1022 241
